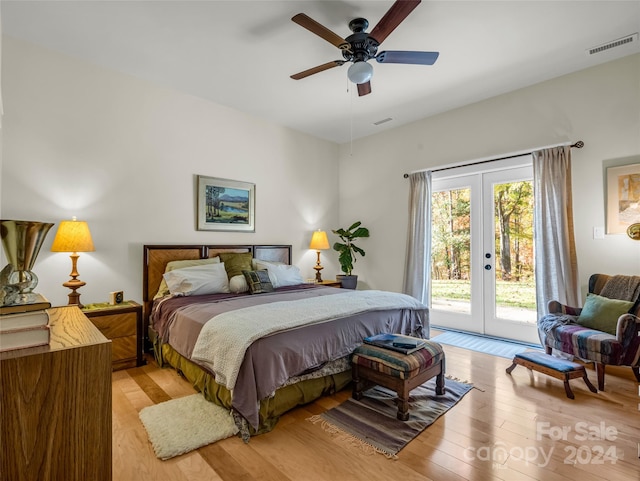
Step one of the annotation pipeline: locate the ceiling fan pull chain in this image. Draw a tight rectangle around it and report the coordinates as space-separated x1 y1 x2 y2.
350 82 354 156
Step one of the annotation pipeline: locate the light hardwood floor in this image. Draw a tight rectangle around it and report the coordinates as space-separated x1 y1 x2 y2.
113 342 640 481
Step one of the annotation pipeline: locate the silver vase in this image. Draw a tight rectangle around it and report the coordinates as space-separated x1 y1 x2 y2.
1 220 54 306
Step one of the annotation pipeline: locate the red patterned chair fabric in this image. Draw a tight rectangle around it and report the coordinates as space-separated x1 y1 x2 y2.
538 273 640 390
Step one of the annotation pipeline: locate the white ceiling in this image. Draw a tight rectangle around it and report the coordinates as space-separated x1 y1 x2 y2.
2 1 639 144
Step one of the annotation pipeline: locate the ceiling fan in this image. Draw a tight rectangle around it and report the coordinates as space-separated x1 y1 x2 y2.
290 0 439 97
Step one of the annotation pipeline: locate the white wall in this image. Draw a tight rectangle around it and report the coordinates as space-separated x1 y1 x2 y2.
339 53 640 296
1 36 340 307
3 36 639 307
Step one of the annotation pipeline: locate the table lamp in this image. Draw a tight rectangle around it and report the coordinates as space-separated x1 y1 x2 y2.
309 230 330 282
51 217 95 307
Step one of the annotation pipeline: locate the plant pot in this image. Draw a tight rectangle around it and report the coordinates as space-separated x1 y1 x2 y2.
336 274 358 290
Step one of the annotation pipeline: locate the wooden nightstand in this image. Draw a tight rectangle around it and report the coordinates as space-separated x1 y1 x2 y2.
82 300 143 370
317 279 342 288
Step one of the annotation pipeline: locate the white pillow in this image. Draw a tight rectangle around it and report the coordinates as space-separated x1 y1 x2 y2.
256 261 304 288
251 260 278 286
229 274 249 293
163 262 230 296
154 257 221 299
251 259 286 270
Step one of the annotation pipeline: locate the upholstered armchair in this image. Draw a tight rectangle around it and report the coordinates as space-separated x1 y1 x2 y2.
538 274 640 391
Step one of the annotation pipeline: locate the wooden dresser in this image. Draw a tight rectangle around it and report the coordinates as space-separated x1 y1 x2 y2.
0 306 112 481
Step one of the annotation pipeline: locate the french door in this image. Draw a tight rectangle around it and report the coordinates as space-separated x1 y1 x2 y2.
430 157 538 344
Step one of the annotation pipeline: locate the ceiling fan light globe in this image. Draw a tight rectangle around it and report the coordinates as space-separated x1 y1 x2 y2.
347 61 373 84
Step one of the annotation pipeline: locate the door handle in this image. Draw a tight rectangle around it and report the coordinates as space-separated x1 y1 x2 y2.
484 264 492 270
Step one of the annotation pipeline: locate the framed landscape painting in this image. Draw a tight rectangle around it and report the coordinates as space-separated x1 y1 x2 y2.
606 162 640 234
197 175 255 232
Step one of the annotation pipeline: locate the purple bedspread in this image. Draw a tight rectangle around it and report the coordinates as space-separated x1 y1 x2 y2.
151 285 429 428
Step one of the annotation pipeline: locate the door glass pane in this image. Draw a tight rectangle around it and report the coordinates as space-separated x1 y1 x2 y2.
493 180 537 322
431 188 471 314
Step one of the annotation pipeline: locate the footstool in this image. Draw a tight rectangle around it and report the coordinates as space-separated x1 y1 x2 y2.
351 339 445 421
506 351 597 399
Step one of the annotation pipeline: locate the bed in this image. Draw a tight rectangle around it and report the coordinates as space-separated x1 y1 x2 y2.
143 244 429 438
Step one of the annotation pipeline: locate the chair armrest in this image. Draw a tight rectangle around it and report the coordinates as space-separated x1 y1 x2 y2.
617 314 640 350
547 300 582 316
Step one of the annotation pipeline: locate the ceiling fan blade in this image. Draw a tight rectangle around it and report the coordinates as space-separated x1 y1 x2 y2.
291 60 345 80
357 81 372 96
376 50 439 65
369 0 421 45
292 13 351 51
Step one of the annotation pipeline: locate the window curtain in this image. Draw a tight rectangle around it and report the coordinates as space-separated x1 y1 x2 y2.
532 146 580 318
403 170 432 304
0 7 3 129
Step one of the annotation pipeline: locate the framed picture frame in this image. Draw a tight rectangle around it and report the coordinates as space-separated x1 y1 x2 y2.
606 162 640 234
197 175 255 232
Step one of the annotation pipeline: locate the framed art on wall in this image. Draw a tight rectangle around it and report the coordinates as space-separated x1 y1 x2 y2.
606 162 640 234
197 175 255 232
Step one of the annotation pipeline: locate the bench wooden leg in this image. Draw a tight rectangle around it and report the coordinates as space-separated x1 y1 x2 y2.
582 371 597 393
435 363 445 395
596 363 606 391
397 383 410 421
506 362 518 374
563 378 575 399
352 367 363 400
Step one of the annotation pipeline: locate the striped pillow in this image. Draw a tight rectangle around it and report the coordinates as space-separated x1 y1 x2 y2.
242 270 274 294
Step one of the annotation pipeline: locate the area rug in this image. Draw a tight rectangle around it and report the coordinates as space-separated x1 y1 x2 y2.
139 393 238 460
309 378 473 458
431 330 542 359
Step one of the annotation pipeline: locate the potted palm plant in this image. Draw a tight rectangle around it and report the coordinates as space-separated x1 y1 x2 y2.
332 221 370 289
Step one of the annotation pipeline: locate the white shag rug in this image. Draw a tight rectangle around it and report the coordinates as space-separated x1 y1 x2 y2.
139 393 238 460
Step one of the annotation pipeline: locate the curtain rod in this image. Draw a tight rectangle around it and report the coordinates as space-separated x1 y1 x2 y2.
403 140 584 178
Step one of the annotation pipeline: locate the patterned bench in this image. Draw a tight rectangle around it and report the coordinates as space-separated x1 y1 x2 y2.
351 339 445 420
506 350 597 399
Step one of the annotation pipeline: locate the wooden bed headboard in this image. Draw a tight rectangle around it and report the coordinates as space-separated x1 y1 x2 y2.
142 244 291 347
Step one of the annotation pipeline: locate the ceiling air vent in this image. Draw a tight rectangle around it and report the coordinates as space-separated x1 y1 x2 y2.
587 33 638 55
373 117 393 126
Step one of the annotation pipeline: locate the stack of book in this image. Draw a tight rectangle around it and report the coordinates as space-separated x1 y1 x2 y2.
0 295 51 352
363 333 427 354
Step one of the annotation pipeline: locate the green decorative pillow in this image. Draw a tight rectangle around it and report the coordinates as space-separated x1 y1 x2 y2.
242 270 274 294
576 293 634 335
219 252 253 279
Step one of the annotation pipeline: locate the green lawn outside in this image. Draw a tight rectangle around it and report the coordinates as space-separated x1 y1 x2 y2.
432 279 536 310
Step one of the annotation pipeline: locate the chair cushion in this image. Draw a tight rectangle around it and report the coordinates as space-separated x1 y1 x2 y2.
514 351 583 373
545 323 623 365
576 293 634 335
352 340 443 380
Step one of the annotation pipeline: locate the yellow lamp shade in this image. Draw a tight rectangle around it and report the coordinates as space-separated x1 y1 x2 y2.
309 230 330 250
51 219 95 253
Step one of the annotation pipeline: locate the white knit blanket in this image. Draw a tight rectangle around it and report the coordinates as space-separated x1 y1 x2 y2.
191 290 426 390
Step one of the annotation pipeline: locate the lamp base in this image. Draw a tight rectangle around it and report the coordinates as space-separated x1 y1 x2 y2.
63 278 86 309
313 267 324 283
0 291 50 309
313 251 324 283
66 290 84 309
